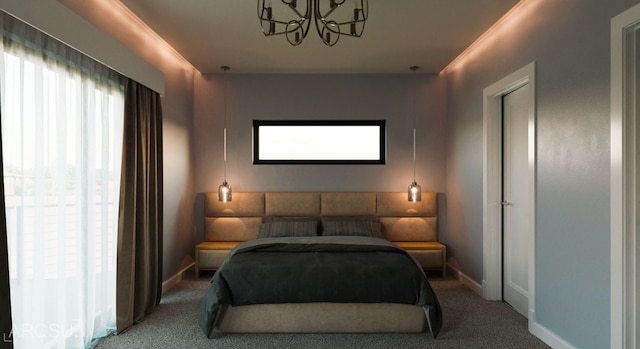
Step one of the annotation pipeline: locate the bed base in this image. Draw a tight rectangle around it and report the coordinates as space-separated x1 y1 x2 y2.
217 302 426 333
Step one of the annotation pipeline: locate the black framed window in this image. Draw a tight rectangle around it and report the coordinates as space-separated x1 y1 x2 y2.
253 120 386 164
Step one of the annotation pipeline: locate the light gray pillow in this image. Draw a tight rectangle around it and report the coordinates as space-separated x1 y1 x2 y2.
321 220 383 238
257 220 319 238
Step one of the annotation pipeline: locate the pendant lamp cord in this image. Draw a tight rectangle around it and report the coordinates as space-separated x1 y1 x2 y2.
411 66 418 183
413 128 416 182
222 66 230 183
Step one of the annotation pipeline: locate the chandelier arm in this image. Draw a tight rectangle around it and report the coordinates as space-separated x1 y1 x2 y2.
323 20 364 37
328 18 365 26
257 0 263 19
286 20 310 45
317 20 340 46
314 9 325 40
316 0 366 21
261 31 293 37
315 1 340 19
301 0 313 32
257 0 308 18
298 0 313 38
259 17 300 26
329 22 365 38
315 0 366 41
260 18 310 37
320 21 341 34
285 20 309 33
358 0 368 19
319 22 369 40
259 24 312 36
300 18 312 37
259 0 312 41
286 5 307 19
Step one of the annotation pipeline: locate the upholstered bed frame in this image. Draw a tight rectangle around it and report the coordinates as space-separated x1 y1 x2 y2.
196 191 445 334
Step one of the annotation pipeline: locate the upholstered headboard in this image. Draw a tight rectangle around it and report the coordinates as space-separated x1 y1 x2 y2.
203 192 438 242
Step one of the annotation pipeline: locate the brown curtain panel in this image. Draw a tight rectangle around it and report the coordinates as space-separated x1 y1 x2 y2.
0 97 14 347
116 78 163 333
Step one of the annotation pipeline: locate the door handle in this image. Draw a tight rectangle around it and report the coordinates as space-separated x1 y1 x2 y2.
501 201 513 206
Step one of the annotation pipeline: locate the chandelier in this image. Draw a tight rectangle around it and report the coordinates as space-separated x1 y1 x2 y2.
258 0 368 46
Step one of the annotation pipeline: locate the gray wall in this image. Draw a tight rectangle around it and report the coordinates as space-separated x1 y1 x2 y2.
193 73 448 242
160 67 195 281
445 1 640 348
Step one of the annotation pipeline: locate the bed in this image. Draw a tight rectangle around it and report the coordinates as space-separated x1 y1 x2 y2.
197 192 443 338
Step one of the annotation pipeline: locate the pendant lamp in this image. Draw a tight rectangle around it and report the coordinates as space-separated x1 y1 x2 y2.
218 66 232 202
408 65 421 202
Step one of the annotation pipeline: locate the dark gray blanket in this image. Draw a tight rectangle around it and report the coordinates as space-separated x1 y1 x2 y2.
198 236 442 338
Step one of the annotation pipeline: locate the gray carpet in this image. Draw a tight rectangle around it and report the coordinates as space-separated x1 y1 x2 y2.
95 274 550 349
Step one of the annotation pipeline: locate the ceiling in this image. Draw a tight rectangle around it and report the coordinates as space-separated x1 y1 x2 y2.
118 0 521 75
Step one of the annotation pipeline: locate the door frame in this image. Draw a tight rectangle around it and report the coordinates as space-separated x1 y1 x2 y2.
482 62 536 321
611 4 640 349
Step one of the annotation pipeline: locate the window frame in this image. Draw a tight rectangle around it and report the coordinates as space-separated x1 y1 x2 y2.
252 119 386 165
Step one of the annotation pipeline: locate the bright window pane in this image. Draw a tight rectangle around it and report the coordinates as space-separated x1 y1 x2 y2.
254 120 386 164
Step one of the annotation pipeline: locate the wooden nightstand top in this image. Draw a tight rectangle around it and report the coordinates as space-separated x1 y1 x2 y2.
196 241 242 250
392 241 445 250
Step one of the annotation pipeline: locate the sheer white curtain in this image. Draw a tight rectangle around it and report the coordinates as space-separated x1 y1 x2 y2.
0 13 124 348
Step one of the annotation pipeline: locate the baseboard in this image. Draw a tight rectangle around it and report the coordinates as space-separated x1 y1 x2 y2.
529 311 577 349
446 263 483 296
445 265 575 349
161 262 195 296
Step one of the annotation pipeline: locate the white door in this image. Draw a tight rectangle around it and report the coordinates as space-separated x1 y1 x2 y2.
502 84 530 317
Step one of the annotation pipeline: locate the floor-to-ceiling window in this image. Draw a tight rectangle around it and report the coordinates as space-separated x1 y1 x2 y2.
0 13 124 348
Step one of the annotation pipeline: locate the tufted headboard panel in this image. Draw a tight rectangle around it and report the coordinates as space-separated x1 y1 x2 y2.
204 192 265 241
321 192 377 216
203 192 438 242
377 192 438 242
264 192 320 217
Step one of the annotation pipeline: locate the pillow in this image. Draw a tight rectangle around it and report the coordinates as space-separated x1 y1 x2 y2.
257 220 319 238
321 220 383 238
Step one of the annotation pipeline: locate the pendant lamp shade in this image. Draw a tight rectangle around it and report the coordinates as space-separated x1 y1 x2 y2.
408 180 421 202
218 180 232 202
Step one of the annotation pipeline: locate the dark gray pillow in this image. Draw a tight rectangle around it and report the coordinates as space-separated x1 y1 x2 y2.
321 220 383 238
257 220 319 238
